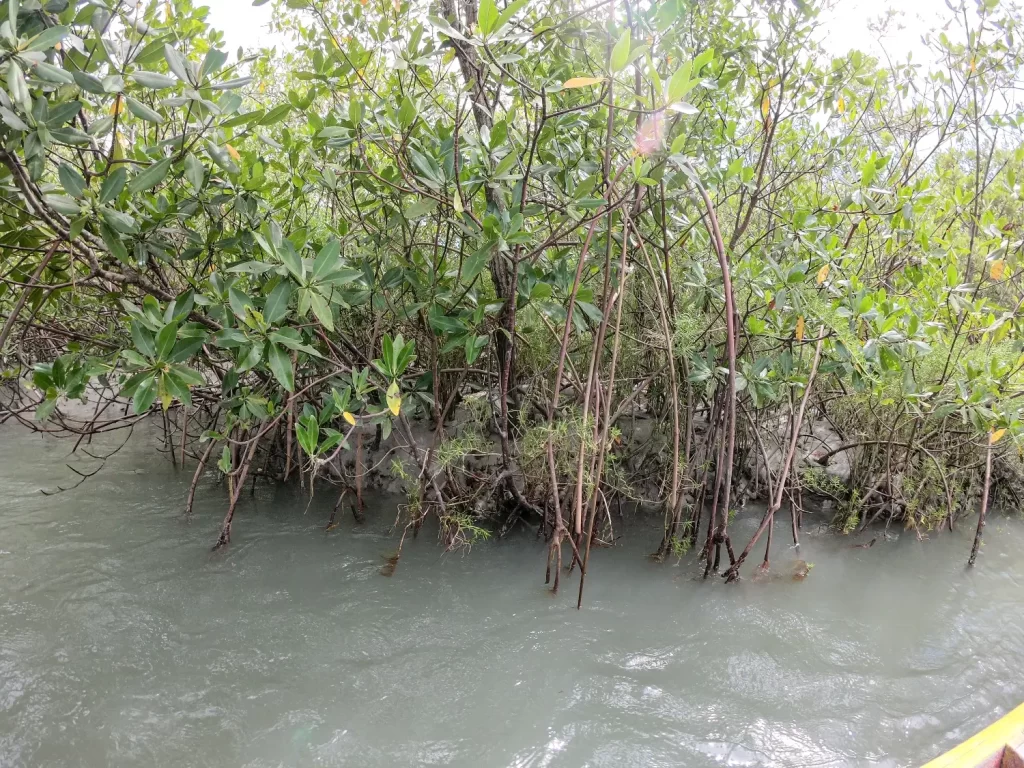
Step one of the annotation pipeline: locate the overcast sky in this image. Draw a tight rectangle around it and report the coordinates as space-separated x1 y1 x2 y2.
204 0 948 63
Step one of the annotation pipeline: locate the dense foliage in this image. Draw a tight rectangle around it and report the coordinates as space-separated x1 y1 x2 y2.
2 0 1024 588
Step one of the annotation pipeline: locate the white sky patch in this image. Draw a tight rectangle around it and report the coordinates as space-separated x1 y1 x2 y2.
203 0 280 53
200 0 950 66
817 0 947 63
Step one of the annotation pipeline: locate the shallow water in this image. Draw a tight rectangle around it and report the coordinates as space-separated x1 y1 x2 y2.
1 426 1022 767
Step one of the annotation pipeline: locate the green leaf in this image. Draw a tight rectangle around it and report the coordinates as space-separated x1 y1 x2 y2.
218 445 232 473
228 285 254 319
405 198 437 220
667 59 693 104
210 76 253 91
30 61 74 84
279 245 304 282
99 167 127 204
161 370 192 407
610 28 631 73
692 47 714 74
494 0 529 31
44 194 80 215
465 334 488 364
68 217 86 240
169 335 205 363
71 70 107 95
24 25 68 51
312 239 340 282
267 343 294 391
99 225 129 263
131 321 156 358
296 413 317 455
309 291 334 331
124 96 164 124
132 374 157 414
263 281 292 323
35 396 57 423
169 364 205 386
156 322 178 360
397 95 417 129
128 157 171 193
163 44 192 84
269 329 321 357
184 153 204 190
9 0 18 35
236 342 263 372
100 208 138 234
7 61 30 109
0 106 29 131
205 140 237 174
131 70 177 89
478 0 498 35
200 48 228 81
259 104 292 125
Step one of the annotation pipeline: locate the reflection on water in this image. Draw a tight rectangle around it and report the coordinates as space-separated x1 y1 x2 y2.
1 427 1022 767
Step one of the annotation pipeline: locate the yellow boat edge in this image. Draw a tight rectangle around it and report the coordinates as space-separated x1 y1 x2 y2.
922 702 1024 768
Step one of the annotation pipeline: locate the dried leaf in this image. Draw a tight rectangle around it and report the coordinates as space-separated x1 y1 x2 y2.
816 264 830 285
386 380 401 416
990 259 1006 280
226 143 241 161
562 77 604 89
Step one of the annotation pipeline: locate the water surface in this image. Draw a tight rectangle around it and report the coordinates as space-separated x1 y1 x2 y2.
1 427 1022 767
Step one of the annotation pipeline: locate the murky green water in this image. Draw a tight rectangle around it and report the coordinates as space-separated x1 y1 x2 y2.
1 426 1022 767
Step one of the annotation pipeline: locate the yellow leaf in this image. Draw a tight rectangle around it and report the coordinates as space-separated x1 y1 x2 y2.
837 97 845 114
990 428 1006 444
969 56 976 74
343 411 356 426
259 81 266 93
562 77 604 89
54 41 62 51
453 188 463 214
226 144 241 161
990 259 1006 280
109 94 125 116
160 390 172 412
816 264 830 285
795 316 805 341
386 381 401 416
761 94 770 122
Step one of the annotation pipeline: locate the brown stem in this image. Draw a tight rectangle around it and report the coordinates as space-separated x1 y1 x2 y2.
213 432 262 550
694 178 738 570
725 327 826 582
577 215 631 609
0 242 59 352
185 438 216 518
968 437 993 567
